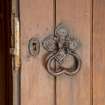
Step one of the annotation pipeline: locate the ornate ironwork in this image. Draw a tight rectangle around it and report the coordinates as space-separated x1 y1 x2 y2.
28 23 81 76
42 23 81 76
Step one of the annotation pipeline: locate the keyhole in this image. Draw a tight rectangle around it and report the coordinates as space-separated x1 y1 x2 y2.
33 42 36 51
28 38 40 56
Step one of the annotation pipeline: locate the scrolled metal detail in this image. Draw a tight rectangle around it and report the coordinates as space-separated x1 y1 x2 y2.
42 23 81 76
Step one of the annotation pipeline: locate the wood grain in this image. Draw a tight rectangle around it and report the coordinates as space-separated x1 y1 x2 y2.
56 0 92 105
20 0 55 105
93 0 105 105
20 0 105 105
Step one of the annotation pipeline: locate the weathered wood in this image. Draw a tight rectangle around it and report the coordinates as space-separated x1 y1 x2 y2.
93 0 105 105
56 0 92 105
20 0 55 105
19 0 105 105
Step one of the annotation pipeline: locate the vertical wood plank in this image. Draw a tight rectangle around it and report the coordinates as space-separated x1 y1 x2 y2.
20 0 55 105
93 0 105 105
56 0 92 105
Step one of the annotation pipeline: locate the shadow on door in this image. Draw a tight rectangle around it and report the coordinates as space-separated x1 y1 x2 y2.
0 0 12 105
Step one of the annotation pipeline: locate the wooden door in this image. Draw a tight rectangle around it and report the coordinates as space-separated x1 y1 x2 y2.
11 0 105 105
93 0 105 105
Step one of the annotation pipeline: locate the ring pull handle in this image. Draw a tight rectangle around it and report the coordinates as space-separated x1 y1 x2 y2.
28 23 81 76
45 50 81 76
42 23 81 76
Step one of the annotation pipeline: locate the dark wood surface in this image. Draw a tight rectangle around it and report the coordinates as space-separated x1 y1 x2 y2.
0 0 12 105
0 0 6 104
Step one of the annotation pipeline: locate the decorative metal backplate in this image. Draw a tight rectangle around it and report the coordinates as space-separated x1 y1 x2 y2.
42 23 81 76
28 23 81 76
28 38 40 57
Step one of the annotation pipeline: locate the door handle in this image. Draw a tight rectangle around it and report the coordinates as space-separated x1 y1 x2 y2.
28 23 81 76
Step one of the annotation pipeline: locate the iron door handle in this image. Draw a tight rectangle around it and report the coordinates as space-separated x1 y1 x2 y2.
28 23 81 76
